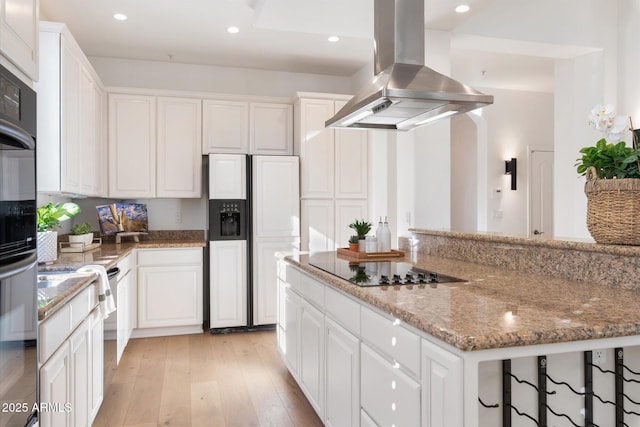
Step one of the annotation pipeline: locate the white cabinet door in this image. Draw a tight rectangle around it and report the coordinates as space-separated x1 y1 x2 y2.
335 199 368 250
301 199 335 252
325 318 359 427
157 97 202 197
116 269 129 363
282 285 300 376
93 83 107 197
296 98 335 198
209 240 246 328
138 264 203 328
253 238 299 326
250 103 293 154
208 153 246 199
422 339 463 427
60 38 82 194
361 343 421 427
202 100 249 153
40 343 71 427
79 64 98 196
36 23 105 197
108 93 156 198
89 308 104 425
0 0 38 79
334 101 368 199
252 155 300 238
70 318 90 427
299 298 325 419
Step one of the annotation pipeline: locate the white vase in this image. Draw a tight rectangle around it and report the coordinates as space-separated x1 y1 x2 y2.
37 231 58 263
68 233 94 248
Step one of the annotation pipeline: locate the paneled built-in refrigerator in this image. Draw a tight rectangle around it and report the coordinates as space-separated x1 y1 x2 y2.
208 154 299 331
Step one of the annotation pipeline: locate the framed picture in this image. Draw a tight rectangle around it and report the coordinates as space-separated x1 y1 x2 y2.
96 203 148 235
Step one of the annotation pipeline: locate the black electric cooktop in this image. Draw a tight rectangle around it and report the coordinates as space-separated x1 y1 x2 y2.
308 253 465 287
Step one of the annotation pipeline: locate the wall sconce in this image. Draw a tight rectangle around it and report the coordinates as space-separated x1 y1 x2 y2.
504 158 517 190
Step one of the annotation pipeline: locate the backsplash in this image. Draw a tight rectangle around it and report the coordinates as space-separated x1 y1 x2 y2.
400 229 640 290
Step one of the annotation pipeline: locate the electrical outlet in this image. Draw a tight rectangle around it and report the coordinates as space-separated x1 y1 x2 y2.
175 211 182 224
593 349 606 366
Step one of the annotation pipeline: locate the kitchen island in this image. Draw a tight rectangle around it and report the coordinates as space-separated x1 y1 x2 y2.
277 230 640 427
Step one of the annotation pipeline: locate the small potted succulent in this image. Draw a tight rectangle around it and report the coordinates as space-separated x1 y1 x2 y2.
348 235 359 252
348 219 372 252
69 222 94 248
36 202 81 262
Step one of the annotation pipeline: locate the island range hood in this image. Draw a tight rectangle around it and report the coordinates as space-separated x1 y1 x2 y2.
325 0 493 131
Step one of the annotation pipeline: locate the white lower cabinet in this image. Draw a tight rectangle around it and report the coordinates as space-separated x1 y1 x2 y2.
299 298 325 418
40 304 103 427
69 317 90 427
137 248 203 329
361 343 421 427
422 339 463 427
325 318 359 427
40 338 71 427
89 308 104 424
277 261 467 427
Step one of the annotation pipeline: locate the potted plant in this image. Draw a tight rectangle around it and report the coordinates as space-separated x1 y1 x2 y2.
348 219 372 252
36 202 81 262
348 235 359 252
69 222 94 248
575 104 640 245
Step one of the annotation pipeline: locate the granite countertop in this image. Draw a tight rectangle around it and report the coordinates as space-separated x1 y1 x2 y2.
285 251 640 352
37 235 206 321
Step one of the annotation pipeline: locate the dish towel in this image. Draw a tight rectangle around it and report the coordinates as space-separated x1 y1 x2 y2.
77 264 116 319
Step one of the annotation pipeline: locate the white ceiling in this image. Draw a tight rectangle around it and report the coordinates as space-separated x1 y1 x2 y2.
39 0 569 92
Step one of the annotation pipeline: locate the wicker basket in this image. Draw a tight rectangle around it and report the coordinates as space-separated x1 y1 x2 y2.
584 166 640 245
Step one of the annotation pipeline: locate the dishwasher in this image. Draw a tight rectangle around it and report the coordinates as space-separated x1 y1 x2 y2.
103 266 120 393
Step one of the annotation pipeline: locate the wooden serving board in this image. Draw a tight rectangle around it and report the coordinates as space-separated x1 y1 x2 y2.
336 248 404 259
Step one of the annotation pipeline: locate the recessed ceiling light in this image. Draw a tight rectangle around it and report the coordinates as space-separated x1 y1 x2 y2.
328 36 340 43
227 26 240 34
113 13 127 21
455 4 470 13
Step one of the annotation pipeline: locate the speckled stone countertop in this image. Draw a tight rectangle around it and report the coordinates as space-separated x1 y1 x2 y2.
37 231 205 321
285 251 640 352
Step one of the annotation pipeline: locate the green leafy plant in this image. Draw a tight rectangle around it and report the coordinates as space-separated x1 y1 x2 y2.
576 104 640 179
36 202 81 232
348 219 372 238
348 235 359 244
576 138 640 179
70 222 93 235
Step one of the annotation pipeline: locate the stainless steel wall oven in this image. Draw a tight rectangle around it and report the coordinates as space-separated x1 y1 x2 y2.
0 63 38 427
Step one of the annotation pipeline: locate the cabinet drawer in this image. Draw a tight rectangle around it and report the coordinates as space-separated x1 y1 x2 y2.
291 272 324 308
325 286 359 335
117 253 133 277
361 306 420 376
361 343 421 427
70 286 91 331
137 248 202 266
278 262 300 283
40 304 71 362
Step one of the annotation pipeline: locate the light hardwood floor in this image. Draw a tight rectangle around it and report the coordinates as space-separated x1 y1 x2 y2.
93 331 323 427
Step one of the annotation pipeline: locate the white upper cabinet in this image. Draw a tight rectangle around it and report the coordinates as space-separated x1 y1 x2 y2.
334 101 368 199
156 96 202 197
202 100 249 153
0 0 38 80
36 22 105 197
108 93 202 198
108 93 156 198
250 103 293 155
203 99 293 155
295 98 335 199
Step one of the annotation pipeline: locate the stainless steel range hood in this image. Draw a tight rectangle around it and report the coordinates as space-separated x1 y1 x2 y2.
325 0 493 131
